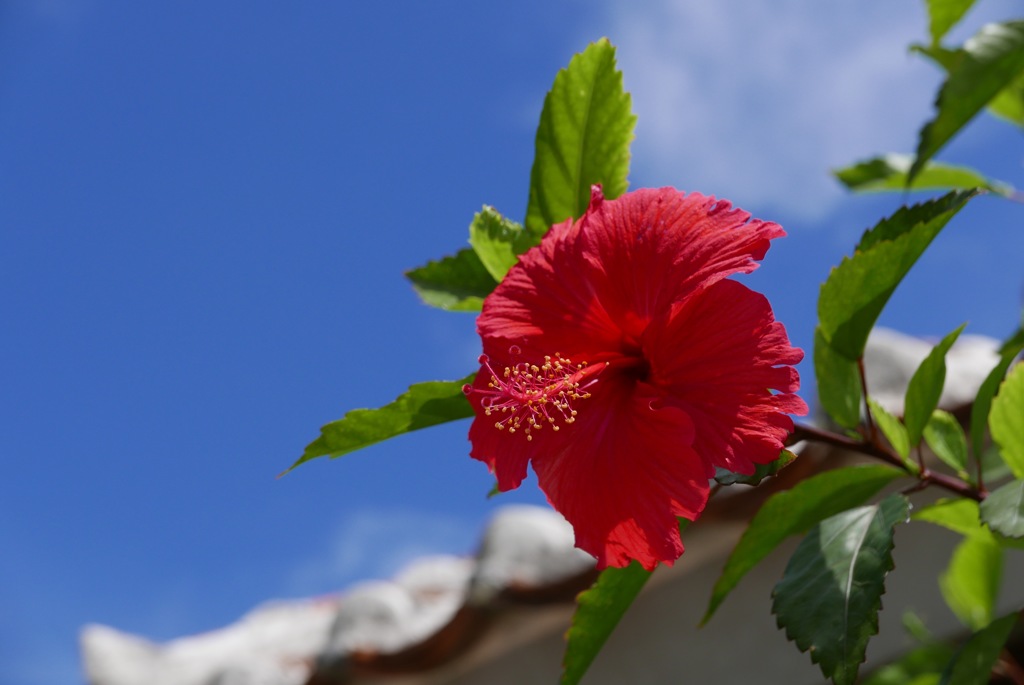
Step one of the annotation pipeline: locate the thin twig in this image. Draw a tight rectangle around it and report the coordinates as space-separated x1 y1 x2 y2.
975 437 987 497
789 423 984 502
858 358 879 446
996 648 1024 685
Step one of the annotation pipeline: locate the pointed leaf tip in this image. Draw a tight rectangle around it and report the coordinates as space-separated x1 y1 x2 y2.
818 192 974 362
405 248 497 312
286 375 476 474
524 39 636 247
910 20 1024 184
904 324 966 448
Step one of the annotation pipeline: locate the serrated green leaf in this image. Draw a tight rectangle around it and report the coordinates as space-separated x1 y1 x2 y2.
561 519 688 685
714 450 797 487
911 21 1024 183
287 376 475 472
773 494 909 685
833 154 1014 197
818 191 975 361
925 0 978 45
924 409 970 477
970 328 1024 460
854 191 972 253
939 611 1019 685
940 534 1003 630
905 324 967 447
815 327 863 429
990 363 1024 479
869 398 912 461
524 38 636 246
468 206 524 282
405 248 498 312
980 479 1024 539
702 465 904 625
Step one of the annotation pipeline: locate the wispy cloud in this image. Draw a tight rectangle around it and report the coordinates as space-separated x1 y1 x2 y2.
594 0 939 219
285 509 479 597
14 0 93 23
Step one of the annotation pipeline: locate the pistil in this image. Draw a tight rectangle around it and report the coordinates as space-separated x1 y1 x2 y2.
463 350 605 440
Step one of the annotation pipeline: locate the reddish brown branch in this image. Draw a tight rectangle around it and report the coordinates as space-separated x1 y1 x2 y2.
789 423 985 502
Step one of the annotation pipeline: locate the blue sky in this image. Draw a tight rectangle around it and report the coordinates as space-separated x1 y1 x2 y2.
1 1 1021 683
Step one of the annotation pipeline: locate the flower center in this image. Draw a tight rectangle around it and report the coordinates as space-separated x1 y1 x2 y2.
463 349 605 441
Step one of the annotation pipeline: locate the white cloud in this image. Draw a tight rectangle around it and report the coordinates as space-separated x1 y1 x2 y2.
597 0 941 219
285 509 479 596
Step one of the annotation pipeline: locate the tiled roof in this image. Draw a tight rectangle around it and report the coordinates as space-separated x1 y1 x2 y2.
81 328 1006 685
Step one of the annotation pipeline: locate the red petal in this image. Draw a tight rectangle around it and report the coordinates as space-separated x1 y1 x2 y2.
476 188 784 366
644 279 808 476
477 217 619 361
573 188 785 331
531 375 709 569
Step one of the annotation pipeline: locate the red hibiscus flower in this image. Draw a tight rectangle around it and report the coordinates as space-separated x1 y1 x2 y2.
464 186 807 570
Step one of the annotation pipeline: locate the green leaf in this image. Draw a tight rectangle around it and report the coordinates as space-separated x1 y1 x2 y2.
815 327 863 429
561 564 649 685
939 611 1019 685
970 327 1024 460
524 38 636 246
287 376 475 472
917 43 1024 129
915 43 962 72
916 498 1024 549
818 191 975 361
939 534 1003 630
904 610 937 644
990 362 1024 479
702 464 904 625
914 498 987 538
833 154 1014 197
869 398 912 462
405 248 497 312
980 444 1014 484
924 409 970 478
987 69 1024 126
468 206 524 282
772 494 909 685
910 21 1024 183
854 191 972 254
862 643 953 685
980 479 1024 539
925 0 977 45
561 519 689 685
905 324 966 447
714 450 797 487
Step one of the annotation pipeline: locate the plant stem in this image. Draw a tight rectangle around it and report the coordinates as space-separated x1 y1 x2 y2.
857 358 879 445
789 423 984 502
